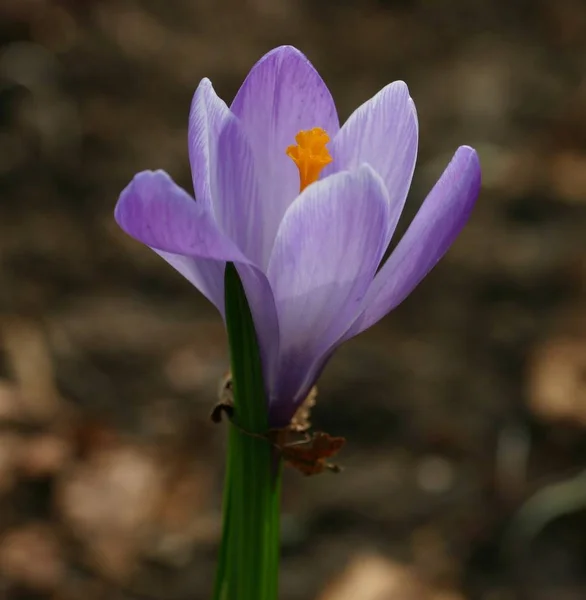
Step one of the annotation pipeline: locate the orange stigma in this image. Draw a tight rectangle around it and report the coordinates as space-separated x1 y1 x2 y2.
286 127 332 192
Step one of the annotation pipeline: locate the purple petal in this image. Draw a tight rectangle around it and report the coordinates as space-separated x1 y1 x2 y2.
266 165 391 425
154 250 226 314
114 169 280 381
188 81 264 266
213 118 266 266
188 78 231 209
347 146 481 338
325 81 418 246
115 170 244 261
231 46 340 267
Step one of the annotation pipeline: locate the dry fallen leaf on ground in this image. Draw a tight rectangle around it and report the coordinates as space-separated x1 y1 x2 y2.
317 554 430 600
55 442 166 580
529 335 586 426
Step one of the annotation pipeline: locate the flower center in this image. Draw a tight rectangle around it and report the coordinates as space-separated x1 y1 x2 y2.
286 127 332 192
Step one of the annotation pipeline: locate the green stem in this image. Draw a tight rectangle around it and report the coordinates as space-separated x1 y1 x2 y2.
213 263 282 600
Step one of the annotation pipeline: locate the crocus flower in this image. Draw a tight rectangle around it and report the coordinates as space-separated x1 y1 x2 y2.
115 45 481 428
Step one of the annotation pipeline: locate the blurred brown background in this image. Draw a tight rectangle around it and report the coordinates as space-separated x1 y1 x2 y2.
1 0 586 599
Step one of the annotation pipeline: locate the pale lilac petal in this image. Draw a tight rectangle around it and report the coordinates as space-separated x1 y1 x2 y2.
231 46 340 267
266 165 390 426
115 170 244 261
188 81 264 266
114 169 280 381
212 118 265 266
115 172 231 312
270 146 481 424
188 78 230 209
348 146 481 338
325 81 418 246
154 251 226 314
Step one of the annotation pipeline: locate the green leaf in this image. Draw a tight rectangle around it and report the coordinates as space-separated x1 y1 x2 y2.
213 263 282 600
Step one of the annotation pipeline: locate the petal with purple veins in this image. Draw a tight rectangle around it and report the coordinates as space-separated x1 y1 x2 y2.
231 45 340 268
188 78 230 209
346 146 481 339
266 165 390 426
188 80 264 266
154 250 226 314
115 170 244 261
325 81 418 247
212 114 266 266
273 146 480 422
